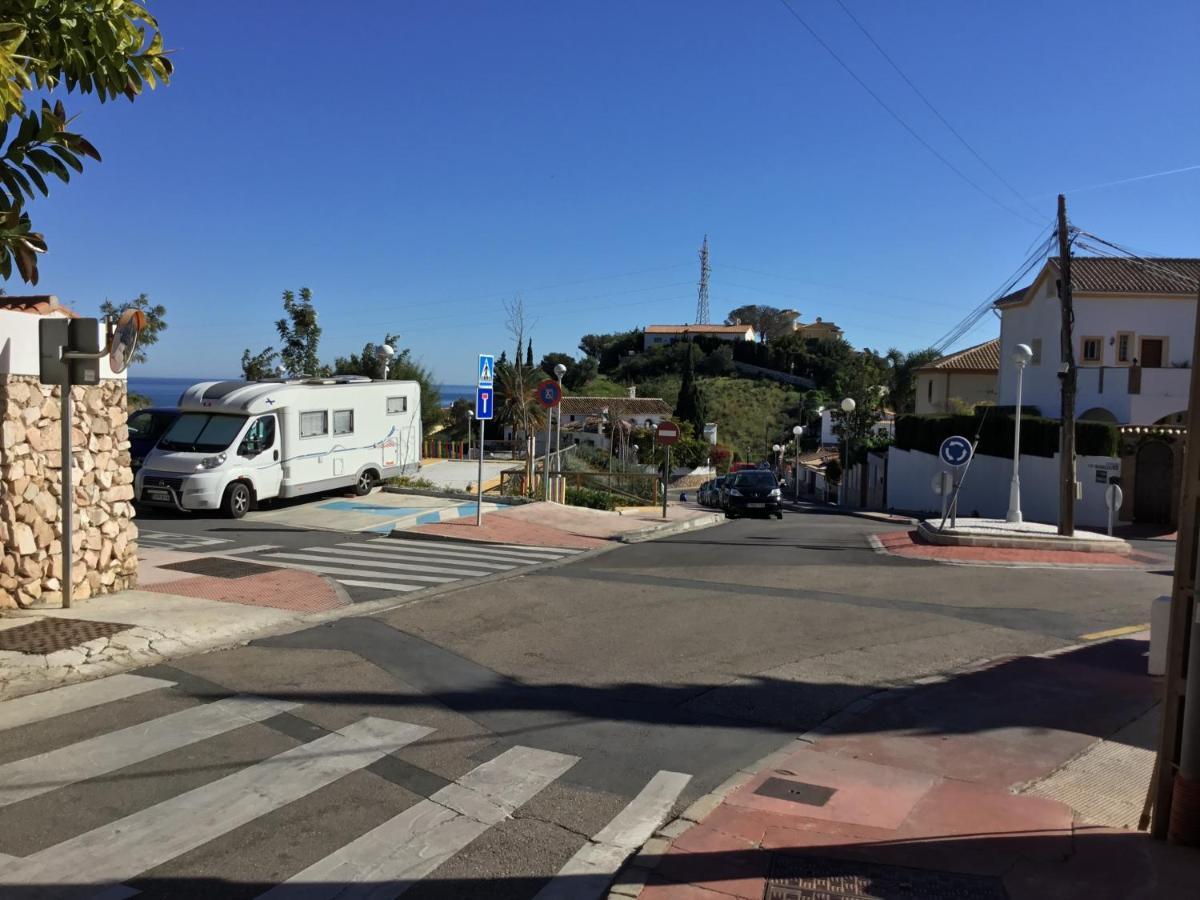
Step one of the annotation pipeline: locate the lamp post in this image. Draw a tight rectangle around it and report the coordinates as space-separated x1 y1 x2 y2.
840 397 856 507
792 424 803 501
377 343 395 380
772 443 782 476
467 408 474 460
1006 343 1034 524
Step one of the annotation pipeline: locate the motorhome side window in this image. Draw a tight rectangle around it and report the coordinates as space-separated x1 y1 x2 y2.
387 396 406 414
300 410 328 438
240 416 275 454
333 409 354 435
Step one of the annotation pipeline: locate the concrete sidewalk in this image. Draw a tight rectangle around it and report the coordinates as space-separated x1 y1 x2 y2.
623 637 1200 899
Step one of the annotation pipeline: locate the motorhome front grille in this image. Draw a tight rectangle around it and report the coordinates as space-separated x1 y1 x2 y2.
141 474 184 491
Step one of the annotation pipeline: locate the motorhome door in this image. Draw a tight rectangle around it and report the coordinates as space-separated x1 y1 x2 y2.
239 414 282 499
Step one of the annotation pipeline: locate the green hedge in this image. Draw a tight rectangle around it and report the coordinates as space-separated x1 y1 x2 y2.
565 486 617 511
893 413 1118 459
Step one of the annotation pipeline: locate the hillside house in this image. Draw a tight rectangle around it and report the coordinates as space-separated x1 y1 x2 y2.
794 317 843 342
558 395 673 452
914 338 999 414
643 324 756 350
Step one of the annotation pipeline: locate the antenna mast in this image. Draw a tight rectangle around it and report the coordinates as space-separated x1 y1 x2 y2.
696 234 711 324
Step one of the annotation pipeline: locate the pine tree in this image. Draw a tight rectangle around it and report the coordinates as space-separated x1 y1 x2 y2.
674 342 706 435
526 340 534 368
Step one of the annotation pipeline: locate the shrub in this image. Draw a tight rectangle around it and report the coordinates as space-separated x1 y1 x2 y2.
566 486 617 510
893 413 1118 459
387 475 437 490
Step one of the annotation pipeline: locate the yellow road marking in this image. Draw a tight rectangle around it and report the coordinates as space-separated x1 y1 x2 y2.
1080 624 1150 641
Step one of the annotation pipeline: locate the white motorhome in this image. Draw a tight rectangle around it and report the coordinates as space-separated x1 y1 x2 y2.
135 376 422 518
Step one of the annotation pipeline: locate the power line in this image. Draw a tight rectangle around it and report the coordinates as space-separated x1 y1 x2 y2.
1055 163 1200 197
773 0 1042 227
830 0 1040 218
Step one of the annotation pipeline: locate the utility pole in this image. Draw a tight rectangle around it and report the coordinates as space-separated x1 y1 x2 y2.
696 235 711 325
1056 194 1077 537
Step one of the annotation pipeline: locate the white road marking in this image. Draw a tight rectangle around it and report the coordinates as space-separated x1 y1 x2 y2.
2 718 433 897
297 544 518 571
259 745 578 899
0 675 176 734
367 537 580 560
264 551 495 578
362 541 570 564
533 770 692 900
251 558 460 583
0 695 299 808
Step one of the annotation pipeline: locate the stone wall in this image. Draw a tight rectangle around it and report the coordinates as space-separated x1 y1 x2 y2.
0 375 138 607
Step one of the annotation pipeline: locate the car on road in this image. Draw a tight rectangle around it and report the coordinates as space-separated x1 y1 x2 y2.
697 479 715 506
708 475 727 508
127 407 179 473
722 469 784 519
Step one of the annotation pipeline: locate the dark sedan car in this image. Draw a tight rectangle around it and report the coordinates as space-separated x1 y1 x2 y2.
722 469 784 519
127 407 179 472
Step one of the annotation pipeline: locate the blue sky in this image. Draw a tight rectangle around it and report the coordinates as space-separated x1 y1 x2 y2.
24 0 1200 383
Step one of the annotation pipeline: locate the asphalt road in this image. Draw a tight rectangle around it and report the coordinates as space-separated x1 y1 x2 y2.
0 508 1169 898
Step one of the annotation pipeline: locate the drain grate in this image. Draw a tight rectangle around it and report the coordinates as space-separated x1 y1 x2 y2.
0 618 135 655
755 776 837 807
765 855 1007 900
161 557 281 579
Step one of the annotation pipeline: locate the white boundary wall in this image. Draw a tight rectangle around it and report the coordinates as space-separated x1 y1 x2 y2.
886 447 1120 528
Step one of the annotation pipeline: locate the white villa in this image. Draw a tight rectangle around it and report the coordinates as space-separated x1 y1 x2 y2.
643 324 756 350
996 256 1200 425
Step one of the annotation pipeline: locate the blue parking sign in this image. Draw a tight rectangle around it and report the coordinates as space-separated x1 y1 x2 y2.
475 386 494 420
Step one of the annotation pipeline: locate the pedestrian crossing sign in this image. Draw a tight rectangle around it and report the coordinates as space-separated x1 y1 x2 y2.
478 354 495 387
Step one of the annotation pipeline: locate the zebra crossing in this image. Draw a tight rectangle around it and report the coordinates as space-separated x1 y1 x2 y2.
229 536 585 598
0 674 690 899
136 528 232 552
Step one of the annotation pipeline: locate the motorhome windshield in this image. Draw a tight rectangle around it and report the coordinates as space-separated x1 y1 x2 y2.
158 413 247 453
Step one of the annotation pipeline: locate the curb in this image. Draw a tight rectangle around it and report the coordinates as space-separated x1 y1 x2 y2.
381 485 532 506
916 519 1133 555
616 512 725 544
869 533 1154 571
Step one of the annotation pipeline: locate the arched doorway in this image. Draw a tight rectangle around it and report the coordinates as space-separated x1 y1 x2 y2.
1079 407 1118 424
1134 441 1173 524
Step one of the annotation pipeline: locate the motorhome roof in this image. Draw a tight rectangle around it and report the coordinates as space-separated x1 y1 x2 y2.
177 379 417 415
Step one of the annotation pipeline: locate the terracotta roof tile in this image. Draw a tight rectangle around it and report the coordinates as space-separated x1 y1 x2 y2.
560 396 673 417
996 258 1200 307
919 338 1000 372
0 294 76 317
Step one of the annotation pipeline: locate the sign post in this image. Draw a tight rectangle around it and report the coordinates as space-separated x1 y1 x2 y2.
656 421 680 519
937 435 974 530
536 379 563 502
475 353 495 527
39 312 143 608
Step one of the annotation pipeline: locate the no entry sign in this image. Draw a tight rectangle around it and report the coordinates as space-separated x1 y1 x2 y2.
656 421 680 445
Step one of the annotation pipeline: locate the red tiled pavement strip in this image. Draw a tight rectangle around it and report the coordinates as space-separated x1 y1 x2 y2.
639 639 1200 899
874 529 1164 568
143 568 348 613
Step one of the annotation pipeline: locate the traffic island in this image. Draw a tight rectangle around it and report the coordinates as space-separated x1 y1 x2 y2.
917 517 1133 554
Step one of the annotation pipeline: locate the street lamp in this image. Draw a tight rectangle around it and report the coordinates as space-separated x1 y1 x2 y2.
772 443 783 476
792 424 804 500
377 343 395 380
553 363 567 467
840 398 856 507
1006 343 1034 524
467 408 474 460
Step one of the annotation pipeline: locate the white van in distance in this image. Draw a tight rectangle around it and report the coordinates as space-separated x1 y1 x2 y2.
135 376 422 518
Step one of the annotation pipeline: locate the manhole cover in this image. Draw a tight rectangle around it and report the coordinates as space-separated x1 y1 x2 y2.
765 855 1007 899
161 558 281 579
0 618 135 655
755 776 837 807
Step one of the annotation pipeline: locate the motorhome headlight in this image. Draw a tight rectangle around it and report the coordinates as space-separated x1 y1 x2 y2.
199 452 226 469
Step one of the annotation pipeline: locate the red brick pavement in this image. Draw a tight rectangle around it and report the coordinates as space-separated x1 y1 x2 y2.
410 512 609 550
144 567 348 613
874 529 1165 568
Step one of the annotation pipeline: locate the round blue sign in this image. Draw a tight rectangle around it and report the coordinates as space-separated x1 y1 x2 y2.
536 378 562 408
939 435 973 468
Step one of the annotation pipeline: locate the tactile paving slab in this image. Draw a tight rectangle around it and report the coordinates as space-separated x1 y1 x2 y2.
160 557 281 579
0 617 134 655
765 855 1007 900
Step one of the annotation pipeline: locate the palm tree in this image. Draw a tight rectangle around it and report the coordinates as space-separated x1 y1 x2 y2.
497 363 546 494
